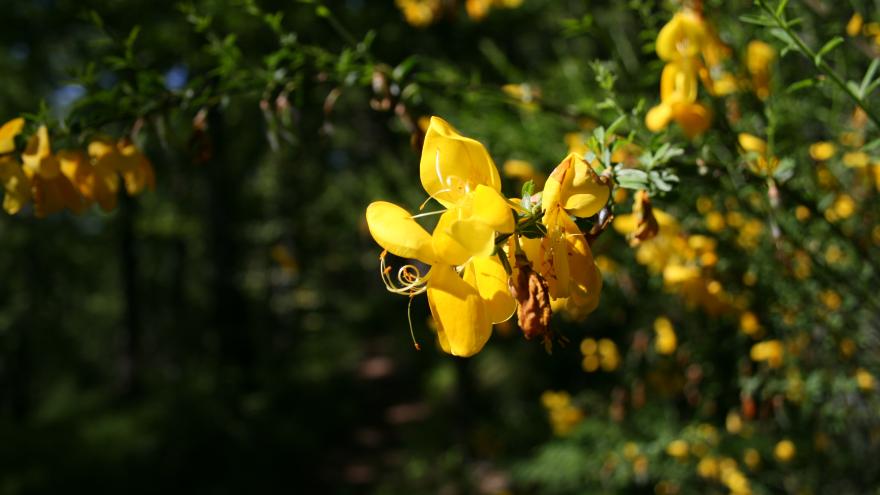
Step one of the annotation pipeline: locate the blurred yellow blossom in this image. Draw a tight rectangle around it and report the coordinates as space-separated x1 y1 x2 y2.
746 40 775 100
726 410 743 434
856 368 876 391
820 289 842 311
541 390 584 436
654 316 677 355
743 448 761 470
697 456 719 478
738 133 777 175
740 311 761 337
646 9 713 137
395 0 441 27
502 159 545 187
751 340 784 368
666 439 689 458
848 13 864 36
581 337 620 372
843 151 870 168
705 211 725 232
809 141 836 161
774 439 795 462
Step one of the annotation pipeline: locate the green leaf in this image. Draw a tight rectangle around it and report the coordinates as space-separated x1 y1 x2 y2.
775 0 790 17
606 114 627 137
859 58 880 98
814 36 843 66
739 14 775 26
785 78 816 93
521 179 536 198
769 28 797 52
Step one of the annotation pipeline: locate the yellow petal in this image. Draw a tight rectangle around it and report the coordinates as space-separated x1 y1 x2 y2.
746 40 775 76
564 156 609 217
847 13 864 37
419 116 502 208
809 142 836 161
543 154 608 218
672 102 712 138
542 209 571 299
0 118 25 155
89 137 131 173
365 201 437 264
432 208 474 265
656 11 706 61
0 156 30 214
427 264 491 357
21 126 60 179
123 157 156 195
118 139 156 193
60 150 119 211
646 103 673 132
31 174 83 217
738 133 767 154
465 256 516 323
471 184 514 233
450 218 496 259
613 213 637 235
660 62 698 104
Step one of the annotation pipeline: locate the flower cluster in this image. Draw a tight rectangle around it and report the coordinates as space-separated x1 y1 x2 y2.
614 203 732 315
645 9 715 137
395 0 522 27
365 117 609 356
540 390 584 436
646 8 777 137
0 118 154 217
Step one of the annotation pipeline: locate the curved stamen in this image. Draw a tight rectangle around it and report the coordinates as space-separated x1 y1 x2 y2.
379 250 430 296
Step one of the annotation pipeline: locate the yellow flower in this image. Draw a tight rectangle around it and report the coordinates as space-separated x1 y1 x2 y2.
541 390 583 436
820 289 842 310
655 11 706 61
738 133 777 175
856 368 876 391
750 340 784 368
646 63 712 137
847 13 864 37
773 439 795 462
395 0 441 27
842 151 870 168
0 156 31 214
502 159 545 187
746 40 775 100
705 211 725 232
665 439 689 458
743 448 761 470
808 141 836 161
598 338 620 371
519 153 607 314
580 337 619 372
0 117 25 155
21 126 84 217
697 456 719 478
726 411 743 434
60 150 119 212
739 311 762 337
654 316 677 355
88 137 156 196
466 0 521 21
366 117 516 357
